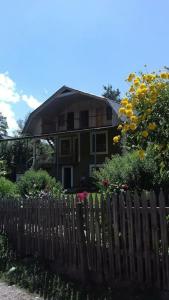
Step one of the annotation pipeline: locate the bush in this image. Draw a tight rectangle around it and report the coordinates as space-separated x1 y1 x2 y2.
93 147 166 193
17 169 63 198
0 177 19 198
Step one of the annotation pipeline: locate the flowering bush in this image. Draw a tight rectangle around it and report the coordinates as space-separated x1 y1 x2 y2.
113 69 169 157
112 69 169 186
93 149 165 192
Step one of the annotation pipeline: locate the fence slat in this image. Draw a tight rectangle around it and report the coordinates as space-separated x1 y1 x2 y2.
159 190 169 290
141 191 152 284
0 190 169 290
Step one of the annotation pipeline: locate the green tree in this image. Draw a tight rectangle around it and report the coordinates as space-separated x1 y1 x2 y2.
114 69 169 188
102 85 121 102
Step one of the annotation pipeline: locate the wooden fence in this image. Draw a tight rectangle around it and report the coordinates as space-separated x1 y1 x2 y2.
0 191 169 290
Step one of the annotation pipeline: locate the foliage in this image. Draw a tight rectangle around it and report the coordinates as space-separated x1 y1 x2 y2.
0 112 8 138
112 68 169 185
0 160 7 176
0 177 19 198
102 84 121 102
93 147 167 193
17 169 63 198
114 69 169 154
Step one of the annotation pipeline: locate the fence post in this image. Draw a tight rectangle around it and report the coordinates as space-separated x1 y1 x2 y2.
76 202 89 284
17 199 25 257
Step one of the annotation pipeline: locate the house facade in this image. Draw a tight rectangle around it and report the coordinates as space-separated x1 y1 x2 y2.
23 86 120 190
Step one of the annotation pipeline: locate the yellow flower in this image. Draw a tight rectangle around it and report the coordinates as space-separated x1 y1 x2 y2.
129 85 135 93
133 78 140 86
113 135 120 143
126 109 133 117
140 83 147 90
129 123 137 131
117 124 123 130
119 107 126 115
136 87 147 96
160 72 168 79
142 130 149 138
123 124 129 132
127 73 135 82
121 98 128 106
130 115 138 123
143 74 156 83
126 103 133 110
148 123 157 130
138 149 145 160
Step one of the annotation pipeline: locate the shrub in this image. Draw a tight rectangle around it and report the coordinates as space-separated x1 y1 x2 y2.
0 177 19 198
93 147 165 193
17 169 63 198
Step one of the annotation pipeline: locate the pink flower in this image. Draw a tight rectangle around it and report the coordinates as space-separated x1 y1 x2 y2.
77 191 89 202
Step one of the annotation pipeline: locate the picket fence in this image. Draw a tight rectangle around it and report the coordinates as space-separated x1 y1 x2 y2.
0 191 169 290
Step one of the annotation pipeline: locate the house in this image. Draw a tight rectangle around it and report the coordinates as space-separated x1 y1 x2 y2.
23 86 120 190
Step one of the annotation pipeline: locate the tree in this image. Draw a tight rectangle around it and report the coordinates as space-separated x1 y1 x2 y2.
113 69 169 186
102 84 121 102
0 113 8 138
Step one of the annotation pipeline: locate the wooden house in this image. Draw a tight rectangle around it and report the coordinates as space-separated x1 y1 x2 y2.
23 86 120 190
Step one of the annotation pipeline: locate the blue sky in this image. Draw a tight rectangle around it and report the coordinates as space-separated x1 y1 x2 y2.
0 0 169 133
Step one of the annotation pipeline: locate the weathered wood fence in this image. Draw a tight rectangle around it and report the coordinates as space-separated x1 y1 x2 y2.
0 191 169 290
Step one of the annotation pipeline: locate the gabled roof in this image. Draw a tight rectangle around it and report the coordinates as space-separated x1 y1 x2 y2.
23 85 120 134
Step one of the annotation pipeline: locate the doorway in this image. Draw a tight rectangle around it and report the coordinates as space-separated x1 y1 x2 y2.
62 166 73 189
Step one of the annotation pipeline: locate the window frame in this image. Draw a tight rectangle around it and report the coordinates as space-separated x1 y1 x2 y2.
59 137 72 157
90 130 108 155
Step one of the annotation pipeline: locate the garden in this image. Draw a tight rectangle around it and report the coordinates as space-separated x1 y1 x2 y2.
0 69 169 299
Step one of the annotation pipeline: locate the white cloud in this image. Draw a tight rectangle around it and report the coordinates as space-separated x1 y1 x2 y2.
0 73 19 103
0 102 19 135
22 94 41 109
0 73 42 135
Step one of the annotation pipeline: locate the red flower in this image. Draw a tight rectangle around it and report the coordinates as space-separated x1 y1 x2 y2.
102 179 109 188
121 184 129 191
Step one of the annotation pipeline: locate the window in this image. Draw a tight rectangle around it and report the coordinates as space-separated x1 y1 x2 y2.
79 110 89 128
59 138 71 156
106 106 112 120
67 112 74 130
58 114 65 128
90 131 108 154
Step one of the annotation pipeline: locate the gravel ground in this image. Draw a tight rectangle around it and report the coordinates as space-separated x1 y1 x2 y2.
0 282 42 300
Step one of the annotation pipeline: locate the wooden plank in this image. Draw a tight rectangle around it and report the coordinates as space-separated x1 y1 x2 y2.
119 192 129 280
125 191 135 280
89 193 95 271
149 191 161 288
106 193 115 281
159 190 169 290
133 191 143 283
141 191 151 284
95 193 102 278
112 193 121 279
